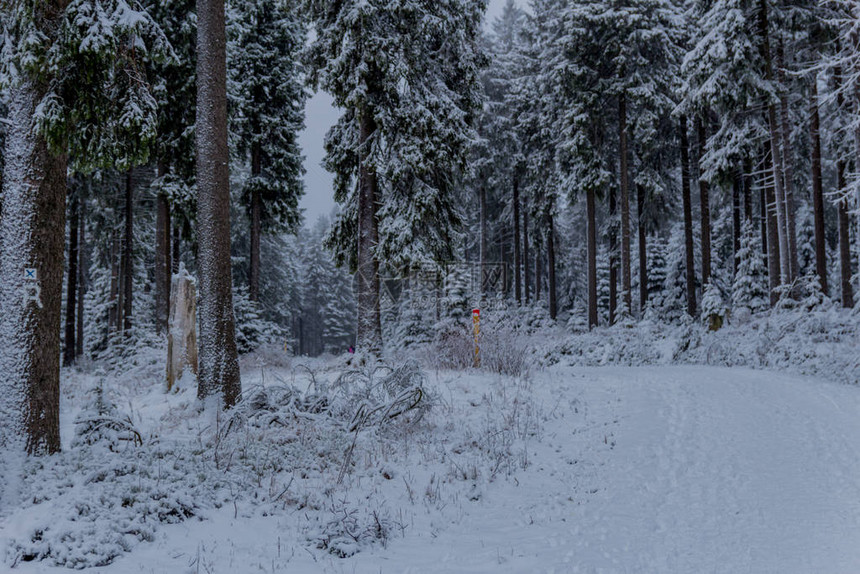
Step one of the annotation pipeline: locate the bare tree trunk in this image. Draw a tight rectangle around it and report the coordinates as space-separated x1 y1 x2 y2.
63 185 79 366
743 156 753 223
0 81 65 455
109 230 119 334
122 170 133 335
172 224 180 274
777 42 799 281
76 183 87 359
523 197 530 304
609 185 617 325
695 115 712 287
535 239 542 302
758 0 791 286
547 212 557 320
155 165 171 334
764 151 781 305
356 108 383 354
619 92 632 311
249 141 262 302
837 160 854 307
479 183 487 298
809 78 828 295
196 0 241 407
679 115 697 317
587 186 598 328
732 173 741 278
637 183 647 313
513 174 521 305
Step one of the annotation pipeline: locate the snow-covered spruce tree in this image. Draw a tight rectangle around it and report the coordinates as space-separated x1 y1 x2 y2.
732 220 769 318
0 0 164 454
228 0 306 303
304 0 485 355
196 0 241 407
700 282 725 330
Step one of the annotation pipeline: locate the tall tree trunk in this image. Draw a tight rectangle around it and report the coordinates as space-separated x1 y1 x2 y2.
758 0 791 286
679 115 697 317
732 173 741 278
0 80 65 455
609 185 617 325
619 92 632 311
122 170 134 335
743 156 753 223
249 141 262 302
695 115 712 287
535 240 542 302
479 183 487 298
513 174 521 305
547 212 557 320
777 40 800 282
172 224 180 274
154 164 171 334
196 0 241 407
76 181 87 359
587 186 598 328
64 186 79 366
837 159 854 307
109 231 119 334
637 183 647 313
809 78 828 295
356 108 383 354
523 197 530 304
764 151 781 305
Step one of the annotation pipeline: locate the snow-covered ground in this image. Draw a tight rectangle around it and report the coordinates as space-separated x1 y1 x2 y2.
3 358 860 573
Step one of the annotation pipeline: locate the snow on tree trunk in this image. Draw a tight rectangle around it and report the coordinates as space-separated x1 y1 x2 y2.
547 212 557 320
64 186 79 366
777 42 799 283
196 0 241 407
0 82 65 456
837 161 854 308
609 185 618 325
809 79 828 296
167 267 199 392
587 186 598 328
122 170 134 335
679 115 697 317
249 141 262 303
619 92 632 312
155 181 171 335
356 109 383 355
695 115 712 288
637 183 647 313
513 174 521 305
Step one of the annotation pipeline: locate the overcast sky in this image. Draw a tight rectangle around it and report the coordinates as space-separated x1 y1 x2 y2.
297 0 517 226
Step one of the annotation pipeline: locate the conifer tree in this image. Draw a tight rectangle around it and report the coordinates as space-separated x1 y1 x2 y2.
732 221 769 316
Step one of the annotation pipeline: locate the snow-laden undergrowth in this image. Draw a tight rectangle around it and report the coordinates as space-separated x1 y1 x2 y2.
3 352 543 569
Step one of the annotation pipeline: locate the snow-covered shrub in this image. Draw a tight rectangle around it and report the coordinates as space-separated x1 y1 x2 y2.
701 283 725 331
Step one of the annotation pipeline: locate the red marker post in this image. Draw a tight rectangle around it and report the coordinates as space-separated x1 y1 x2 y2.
472 308 480 367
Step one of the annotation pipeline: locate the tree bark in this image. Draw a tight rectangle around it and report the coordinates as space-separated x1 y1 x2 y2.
609 185 618 325
837 160 854 308
109 230 119 334
732 173 741 278
679 115 697 317
637 183 647 312
764 151 781 305
587 186 598 328
155 182 171 334
535 239 542 302
695 115 712 287
76 181 87 358
809 78 828 295
513 174 521 305
777 40 799 281
619 92 632 311
64 185 79 366
172 224 180 274
523 196 530 304
479 182 487 298
547 211 557 320
356 108 383 354
743 156 753 223
0 81 65 455
122 170 134 335
196 0 241 407
249 141 262 302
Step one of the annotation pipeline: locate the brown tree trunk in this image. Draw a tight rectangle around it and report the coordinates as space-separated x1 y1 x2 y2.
513 174 521 305
732 173 741 277
479 183 487 298
122 170 134 335
172 224 180 274
619 92 632 311
523 197 530 303
777 40 800 281
679 115 697 317
196 0 241 407
609 185 617 325
743 156 753 223
0 80 65 455
356 108 382 354
155 164 171 334
837 160 854 307
535 240 542 302
764 151 781 305
587 186 598 328
637 183 647 313
249 141 262 302
63 185 79 366
109 230 119 334
547 212 557 320
810 78 828 295
76 183 86 358
695 115 712 287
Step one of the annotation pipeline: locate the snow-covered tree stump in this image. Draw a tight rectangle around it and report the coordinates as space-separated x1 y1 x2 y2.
167 266 198 392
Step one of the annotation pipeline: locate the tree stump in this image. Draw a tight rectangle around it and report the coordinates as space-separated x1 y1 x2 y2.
167 265 199 392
